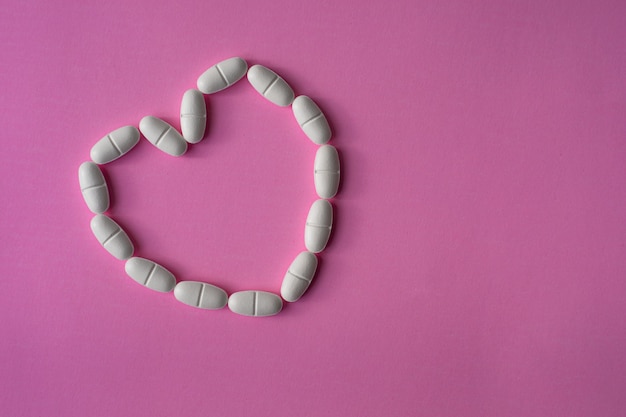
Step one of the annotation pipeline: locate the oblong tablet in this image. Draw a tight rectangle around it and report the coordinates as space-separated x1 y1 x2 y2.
78 161 109 213
197 57 248 94
228 291 283 317
180 89 207 144
125 257 176 293
90 214 134 260
304 199 333 253
281 252 318 302
174 281 228 309
314 145 340 199
292 96 331 144
247 65 294 107
90 126 140 164
139 116 187 157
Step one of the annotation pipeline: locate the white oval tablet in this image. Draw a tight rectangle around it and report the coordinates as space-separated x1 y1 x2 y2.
139 116 187 157
180 89 207 144
90 214 134 260
281 251 318 302
197 57 248 94
90 126 140 164
314 145 340 199
292 96 331 144
125 257 176 293
247 65 295 107
174 281 228 309
78 161 109 213
304 199 333 253
228 291 283 317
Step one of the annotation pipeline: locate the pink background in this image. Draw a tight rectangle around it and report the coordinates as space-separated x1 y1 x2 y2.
2 0 625 416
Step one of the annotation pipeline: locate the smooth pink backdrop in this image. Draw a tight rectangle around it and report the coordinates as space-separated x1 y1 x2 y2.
2 1 625 416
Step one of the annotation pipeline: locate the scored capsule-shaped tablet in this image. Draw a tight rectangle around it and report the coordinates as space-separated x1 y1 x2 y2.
314 145 340 199
228 291 283 317
90 214 134 260
304 199 333 253
125 257 176 293
247 64 295 107
180 89 207 144
90 126 140 164
197 57 248 94
281 251 318 302
292 96 331 144
174 281 228 310
78 161 109 213
139 116 187 157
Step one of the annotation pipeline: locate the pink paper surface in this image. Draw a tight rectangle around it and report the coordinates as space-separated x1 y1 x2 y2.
2 1 626 416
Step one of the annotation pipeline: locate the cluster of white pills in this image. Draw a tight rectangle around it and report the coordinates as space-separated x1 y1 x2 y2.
78 57 340 317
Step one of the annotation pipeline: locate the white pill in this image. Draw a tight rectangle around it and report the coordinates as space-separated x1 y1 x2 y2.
174 281 228 309
90 126 140 164
180 89 207 144
247 64 295 107
139 116 187 157
314 145 340 199
78 161 109 213
304 199 333 253
197 57 248 94
90 214 134 260
125 257 176 293
280 252 318 302
292 96 331 144
228 291 283 317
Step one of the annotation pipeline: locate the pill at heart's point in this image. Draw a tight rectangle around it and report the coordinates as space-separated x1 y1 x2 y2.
139 116 187 157
281 251 318 302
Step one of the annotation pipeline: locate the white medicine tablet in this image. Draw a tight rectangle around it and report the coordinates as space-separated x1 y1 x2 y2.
139 116 187 157
174 281 228 309
78 161 109 214
314 145 340 199
197 57 248 94
247 64 295 107
180 89 207 144
125 257 176 293
228 291 283 317
280 251 318 302
304 199 333 253
292 96 331 144
90 214 134 260
90 126 140 164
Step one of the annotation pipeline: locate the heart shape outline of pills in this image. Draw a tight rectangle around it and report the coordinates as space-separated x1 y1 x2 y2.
78 57 340 317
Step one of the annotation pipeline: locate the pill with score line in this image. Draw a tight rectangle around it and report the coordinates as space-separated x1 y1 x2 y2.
228 291 283 317
125 257 176 293
180 89 207 144
304 199 333 253
90 126 140 164
174 281 228 309
139 116 187 157
292 95 331 145
281 251 318 302
314 145 340 199
79 161 109 214
90 214 134 260
197 57 248 94
247 64 295 107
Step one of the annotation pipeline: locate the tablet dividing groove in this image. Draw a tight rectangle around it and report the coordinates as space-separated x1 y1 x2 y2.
300 113 324 127
262 75 279 96
144 263 157 286
154 127 171 146
253 291 258 316
107 134 123 156
196 283 205 307
215 64 229 86
101 229 122 247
